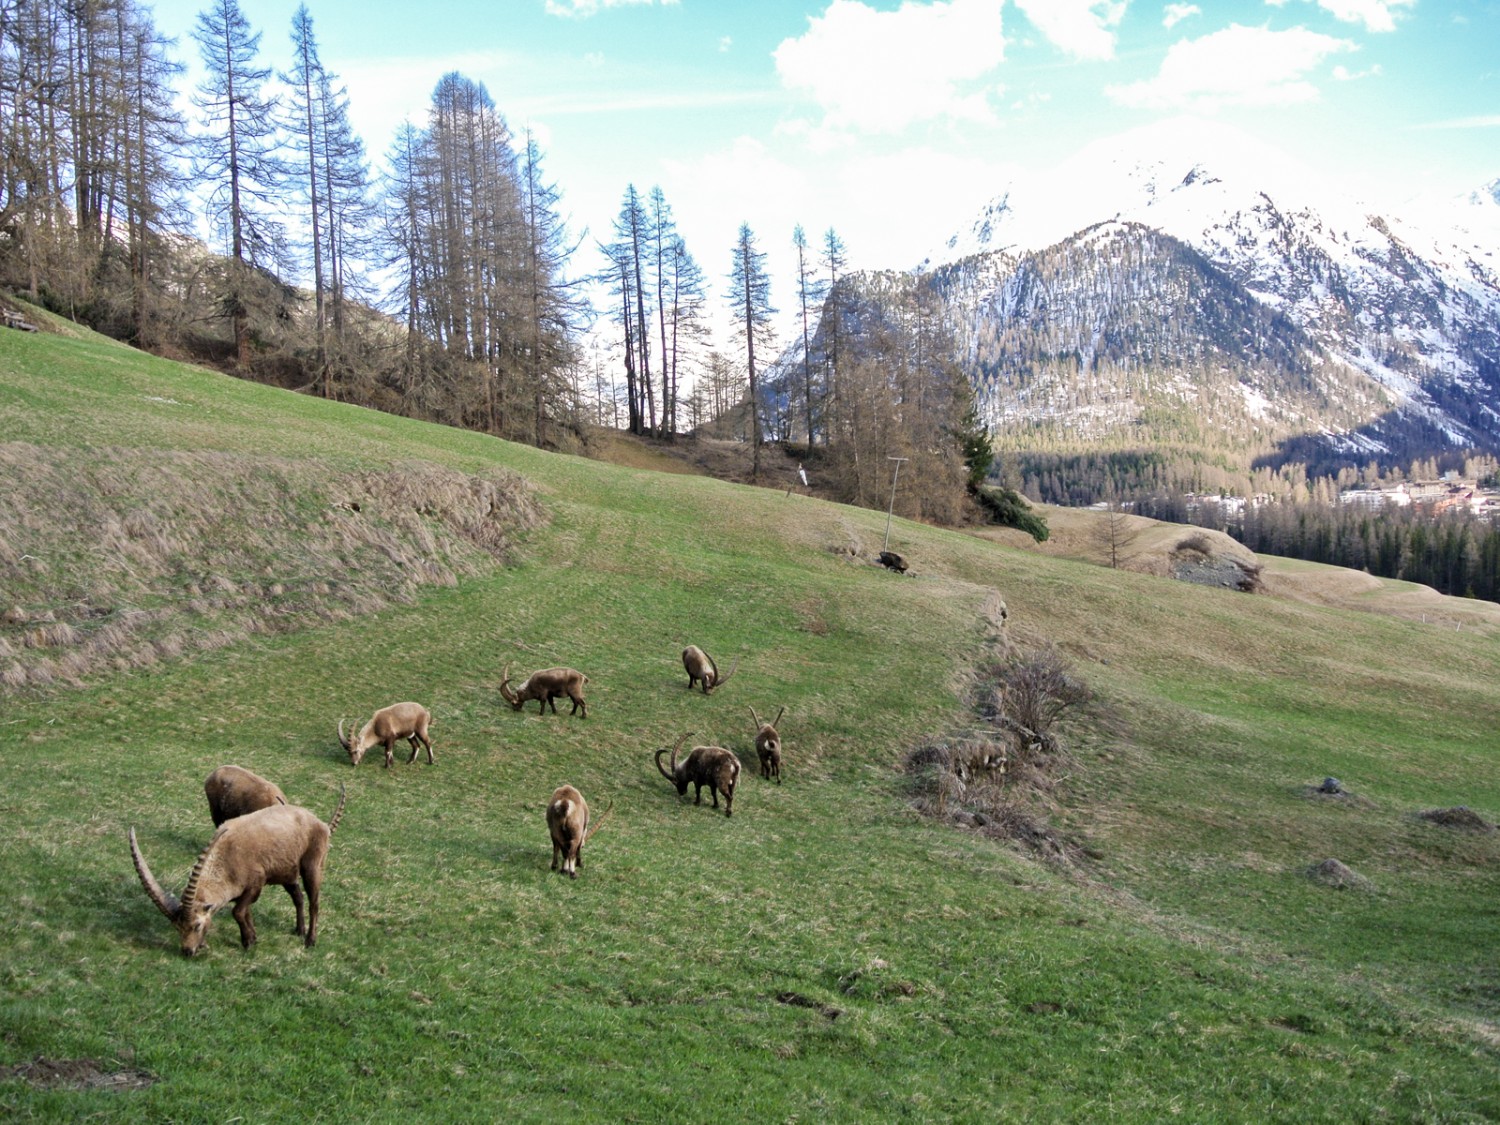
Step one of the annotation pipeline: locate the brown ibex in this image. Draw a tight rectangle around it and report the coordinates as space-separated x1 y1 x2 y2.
205 765 287 827
681 645 739 694
129 785 347 956
501 664 588 718
749 705 785 784
338 701 434 767
546 785 612 878
655 732 740 817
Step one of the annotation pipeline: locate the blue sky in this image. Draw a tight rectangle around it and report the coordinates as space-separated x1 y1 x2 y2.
145 0 1498 309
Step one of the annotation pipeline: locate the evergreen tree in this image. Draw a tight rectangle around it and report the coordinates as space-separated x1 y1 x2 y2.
191 0 287 366
727 221 775 480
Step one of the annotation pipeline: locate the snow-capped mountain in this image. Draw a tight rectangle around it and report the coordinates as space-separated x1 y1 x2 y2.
914 119 1500 469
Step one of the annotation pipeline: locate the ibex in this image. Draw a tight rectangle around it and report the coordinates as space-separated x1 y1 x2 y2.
655 732 740 817
338 701 433 767
129 785 347 956
749 705 785 784
546 785 612 879
681 645 739 695
501 663 588 718
205 765 287 827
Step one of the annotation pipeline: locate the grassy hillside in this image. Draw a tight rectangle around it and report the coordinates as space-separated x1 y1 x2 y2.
2 320 1497 1122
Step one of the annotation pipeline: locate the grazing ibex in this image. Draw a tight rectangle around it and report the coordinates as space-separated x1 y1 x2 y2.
205 765 287 827
546 785 612 879
501 664 588 718
681 645 739 695
655 732 740 817
338 701 433 768
129 786 347 956
749 705 785 784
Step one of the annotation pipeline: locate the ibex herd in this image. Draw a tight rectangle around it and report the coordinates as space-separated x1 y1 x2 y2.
128 645 791 948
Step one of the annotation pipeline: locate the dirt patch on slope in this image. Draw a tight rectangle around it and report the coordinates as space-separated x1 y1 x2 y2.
0 1056 154 1092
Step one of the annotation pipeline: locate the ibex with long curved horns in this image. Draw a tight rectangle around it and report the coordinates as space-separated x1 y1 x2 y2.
681 646 738 694
749 705 785 784
546 785 612 878
338 702 433 767
129 786 347 956
655 732 740 817
501 664 588 718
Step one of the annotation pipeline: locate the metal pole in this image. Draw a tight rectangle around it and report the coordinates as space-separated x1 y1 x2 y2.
883 456 908 551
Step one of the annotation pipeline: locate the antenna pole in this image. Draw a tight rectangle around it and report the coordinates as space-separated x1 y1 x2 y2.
883 456 909 552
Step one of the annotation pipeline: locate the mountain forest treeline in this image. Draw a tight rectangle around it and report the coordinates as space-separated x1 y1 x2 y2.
1011 447 1500 602
1 0 990 524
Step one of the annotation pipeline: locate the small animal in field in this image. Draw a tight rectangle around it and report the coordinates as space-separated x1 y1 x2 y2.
655 732 740 817
339 702 434 768
204 764 287 827
681 645 738 694
749 705 785 783
546 785 612 878
129 786 347 956
501 664 589 718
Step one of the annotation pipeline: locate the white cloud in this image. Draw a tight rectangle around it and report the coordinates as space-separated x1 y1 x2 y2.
1163 3 1200 30
1013 0 1126 60
1106 24 1356 110
773 0 1007 134
545 0 679 16
1266 0 1415 34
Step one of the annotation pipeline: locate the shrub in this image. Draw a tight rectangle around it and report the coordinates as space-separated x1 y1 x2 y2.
994 647 1091 751
976 486 1049 542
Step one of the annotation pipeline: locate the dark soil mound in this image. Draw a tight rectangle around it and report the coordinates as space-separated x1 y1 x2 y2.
1415 806 1496 833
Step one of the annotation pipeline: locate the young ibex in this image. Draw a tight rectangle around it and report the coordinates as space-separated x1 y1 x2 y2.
681 645 739 694
129 785 347 956
655 732 740 817
204 765 287 827
749 705 786 784
500 663 588 718
546 785 612 879
338 701 434 768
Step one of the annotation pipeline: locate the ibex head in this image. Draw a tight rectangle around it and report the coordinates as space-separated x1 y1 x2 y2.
655 731 694 795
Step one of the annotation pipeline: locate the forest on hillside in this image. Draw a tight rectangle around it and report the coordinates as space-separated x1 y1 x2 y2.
1009 447 1500 603
0 0 991 525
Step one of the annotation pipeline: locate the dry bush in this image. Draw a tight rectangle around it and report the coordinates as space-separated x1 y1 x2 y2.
986 646 1092 757
905 645 1092 861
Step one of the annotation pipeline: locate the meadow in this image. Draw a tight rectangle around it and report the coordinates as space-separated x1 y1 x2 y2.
1 316 1497 1122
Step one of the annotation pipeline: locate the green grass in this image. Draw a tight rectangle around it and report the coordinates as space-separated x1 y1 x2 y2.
2 322 1498 1122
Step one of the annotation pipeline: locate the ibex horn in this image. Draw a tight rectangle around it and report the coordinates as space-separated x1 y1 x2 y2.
717 657 740 686
749 705 761 729
177 841 214 916
584 797 614 843
337 718 350 750
129 828 180 920
327 782 348 835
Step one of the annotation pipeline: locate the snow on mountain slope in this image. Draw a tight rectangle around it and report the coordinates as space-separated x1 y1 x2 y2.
923 118 1500 460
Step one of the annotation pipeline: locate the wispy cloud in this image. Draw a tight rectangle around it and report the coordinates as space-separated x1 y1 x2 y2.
549 0 684 16
1013 0 1125 61
545 0 679 17
774 0 1007 134
1416 114 1500 130
1107 24 1355 110
1266 0 1415 34
1163 3 1200 30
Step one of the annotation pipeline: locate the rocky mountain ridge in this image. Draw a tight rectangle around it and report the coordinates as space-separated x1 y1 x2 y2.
908 121 1500 472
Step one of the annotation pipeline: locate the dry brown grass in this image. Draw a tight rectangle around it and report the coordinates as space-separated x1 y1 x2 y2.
0 444 544 690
